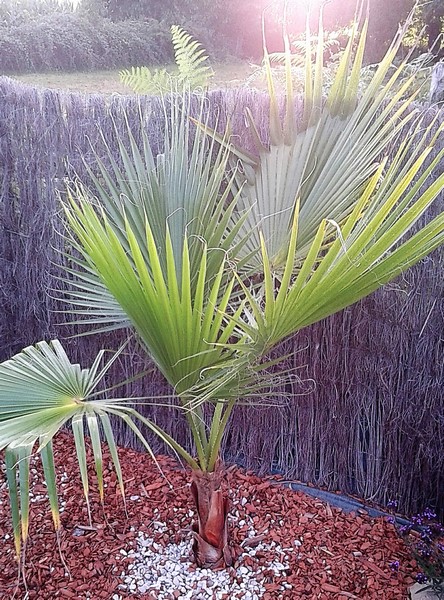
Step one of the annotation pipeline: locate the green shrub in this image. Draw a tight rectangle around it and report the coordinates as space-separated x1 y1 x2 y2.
0 13 173 73
0 0 72 27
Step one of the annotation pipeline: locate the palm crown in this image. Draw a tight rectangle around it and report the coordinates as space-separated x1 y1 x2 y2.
1 11 443 569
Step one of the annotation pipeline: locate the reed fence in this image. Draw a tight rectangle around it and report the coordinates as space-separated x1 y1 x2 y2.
0 77 443 517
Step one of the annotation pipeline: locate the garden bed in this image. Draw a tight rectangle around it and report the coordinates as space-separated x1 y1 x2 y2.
0 432 417 599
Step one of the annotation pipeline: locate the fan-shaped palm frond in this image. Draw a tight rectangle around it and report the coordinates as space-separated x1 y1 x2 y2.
232 161 444 358
204 13 441 272
59 92 259 474
0 340 198 561
61 95 252 335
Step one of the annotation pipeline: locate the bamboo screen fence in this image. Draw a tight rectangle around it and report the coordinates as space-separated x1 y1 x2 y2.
0 77 443 517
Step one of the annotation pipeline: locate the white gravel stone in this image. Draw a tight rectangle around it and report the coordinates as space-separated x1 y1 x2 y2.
119 520 293 600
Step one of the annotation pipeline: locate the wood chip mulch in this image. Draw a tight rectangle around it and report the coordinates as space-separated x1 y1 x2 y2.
0 431 417 599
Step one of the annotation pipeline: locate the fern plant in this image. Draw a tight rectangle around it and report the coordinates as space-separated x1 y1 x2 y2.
119 65 171 94
268 27 349 68
120 25 213 94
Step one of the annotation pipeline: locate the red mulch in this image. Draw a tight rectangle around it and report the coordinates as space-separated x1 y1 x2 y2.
0 431 416 599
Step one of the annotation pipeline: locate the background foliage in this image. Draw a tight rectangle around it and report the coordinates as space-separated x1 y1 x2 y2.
0 12 172 73
1 0 443 73
0 77 443 518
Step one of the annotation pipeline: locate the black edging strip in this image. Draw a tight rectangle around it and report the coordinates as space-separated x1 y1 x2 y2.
225 456 414 528
276 480 412 528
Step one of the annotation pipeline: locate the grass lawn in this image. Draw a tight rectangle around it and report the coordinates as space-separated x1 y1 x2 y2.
13 62 262 94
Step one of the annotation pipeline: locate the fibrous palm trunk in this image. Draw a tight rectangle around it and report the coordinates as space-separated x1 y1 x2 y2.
190 464 232 568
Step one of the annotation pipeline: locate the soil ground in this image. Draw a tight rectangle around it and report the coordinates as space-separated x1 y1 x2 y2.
0 432 417 599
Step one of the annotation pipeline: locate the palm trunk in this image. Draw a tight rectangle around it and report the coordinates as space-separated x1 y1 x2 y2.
189 463 232 568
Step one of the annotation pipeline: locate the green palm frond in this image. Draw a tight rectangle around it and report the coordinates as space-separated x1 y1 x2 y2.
63 199 241 397
0 340 121 558
204 13 435 272
0 340 199 560
188 9 444 393
234 158 444 357
59 92 259 470
59 94 252 336
62 189 263 468
59 260 131 334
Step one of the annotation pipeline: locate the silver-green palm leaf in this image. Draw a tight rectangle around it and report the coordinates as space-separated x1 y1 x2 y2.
0 340 197 559
211 16 436 269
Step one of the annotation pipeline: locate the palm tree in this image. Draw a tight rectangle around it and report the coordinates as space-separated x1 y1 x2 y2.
1 11 444 573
